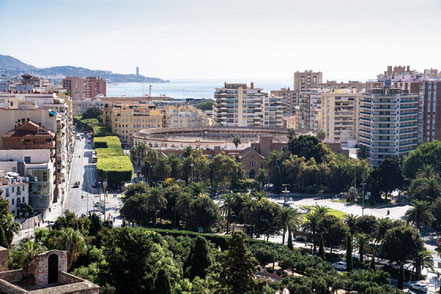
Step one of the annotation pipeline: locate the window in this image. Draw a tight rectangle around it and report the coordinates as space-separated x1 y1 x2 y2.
24 156 31 164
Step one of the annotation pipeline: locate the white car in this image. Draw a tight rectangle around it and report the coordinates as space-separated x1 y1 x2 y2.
332 261 347 270
409 282 428 293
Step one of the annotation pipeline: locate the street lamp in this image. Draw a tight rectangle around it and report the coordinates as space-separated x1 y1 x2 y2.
81 195 95 216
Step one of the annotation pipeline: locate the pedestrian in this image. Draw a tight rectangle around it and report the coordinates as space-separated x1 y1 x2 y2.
387 209 390 216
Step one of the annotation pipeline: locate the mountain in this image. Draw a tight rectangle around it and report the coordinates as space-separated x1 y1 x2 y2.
0 54 167 83
0 54 36 71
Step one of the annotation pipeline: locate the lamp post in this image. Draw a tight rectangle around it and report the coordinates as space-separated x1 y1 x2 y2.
81 194 95 216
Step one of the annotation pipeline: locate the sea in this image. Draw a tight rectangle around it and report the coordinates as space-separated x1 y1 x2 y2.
107 78 292 100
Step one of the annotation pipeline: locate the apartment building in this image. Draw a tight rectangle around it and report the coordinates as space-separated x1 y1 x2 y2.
298 89 328 131
0 171 29 217
62 76 106 100
320 89 361 146
319 80 365 91
263 95 284 128
103 103 165 143
294 70 323 92
0 93 71 203
0 149 54 212
419 80 441 142
164 105 211 128
270 88 297 115
359 87 419 166
215 83 283 128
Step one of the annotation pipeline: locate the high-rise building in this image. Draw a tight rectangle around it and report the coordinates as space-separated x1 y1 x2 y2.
298 89 328 131
294 70 323 92
320 89 361 146
270 88 297 115
359 87 419 166
419 80 441 142
62 76 106 99
214 82 283 128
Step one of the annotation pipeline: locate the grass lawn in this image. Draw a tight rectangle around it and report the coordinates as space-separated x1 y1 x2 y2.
299 205 346 219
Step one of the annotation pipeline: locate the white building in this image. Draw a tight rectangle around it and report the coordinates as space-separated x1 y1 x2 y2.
215 83 283 128
0 171 29 217
359 87 419 166
0 146 55 212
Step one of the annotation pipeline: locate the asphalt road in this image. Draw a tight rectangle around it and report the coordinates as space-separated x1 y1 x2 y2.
65 132 100 216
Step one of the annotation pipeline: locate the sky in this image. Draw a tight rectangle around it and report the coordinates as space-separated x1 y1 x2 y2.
0 0 441 81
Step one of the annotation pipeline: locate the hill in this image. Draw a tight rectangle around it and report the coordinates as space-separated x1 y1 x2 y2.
0 54 167 83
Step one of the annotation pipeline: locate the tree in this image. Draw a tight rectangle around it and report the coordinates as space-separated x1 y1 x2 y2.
318 214 348 253
376 159 404 198
287 135 331 163
409 176 441 202
403 141 441 179
253 199 282 240
256 168 269 190
49 228 87 270
0 213 20 246
272 165 283 194
277 207 302 245
354 233 370 263
9 239 47 270
185 194 220 232
195 100 215 111
186 236 212 280
355 215 378 238
346 234 353 271
120 193 150 226
233 135 241 149
167 153 182 179
82 107 102 120
123 182 149 200
344 214 359 236
217 231 261 293
0 227 8 248
0 195 9 218
153 157 172 182
380 224 424 289
357 145 370 160
220 193 235 234
317 130 326 141
405 200 434 231
431 197 441 231
153 268 172 294
146 187 167 227
303 210 323 253
375 218 393 242
287 128 296 140
318 233 325 259
416 164 437 179
413 249 434 279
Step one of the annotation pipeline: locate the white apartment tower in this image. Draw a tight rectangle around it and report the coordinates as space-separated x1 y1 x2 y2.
359 87 419 166
215 83 283 128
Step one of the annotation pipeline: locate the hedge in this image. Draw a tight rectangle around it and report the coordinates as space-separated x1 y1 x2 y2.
94 136 133 184
74 117 115 137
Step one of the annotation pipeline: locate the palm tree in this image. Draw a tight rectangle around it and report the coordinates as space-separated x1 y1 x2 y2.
130 145 139 163
303 211 322 253
405 200 434 231
14 239 47 270
220 193 235 234
49 228 86 270
233 135 241 150
416 164 437 179
136 142 147 166
375 217 393 242
0 213 20 246
422 177 441 201
344 214 358 235
312 204 329 217
240 197 258 238
354 233 370 263
277 207 302 245
153 157 172 182
146 187 167 227
413 249 434 279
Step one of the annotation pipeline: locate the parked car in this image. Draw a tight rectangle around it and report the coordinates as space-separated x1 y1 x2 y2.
409 282 428 293
331 261 347 270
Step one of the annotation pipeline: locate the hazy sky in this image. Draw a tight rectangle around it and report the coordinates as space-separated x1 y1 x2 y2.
1 0 441 81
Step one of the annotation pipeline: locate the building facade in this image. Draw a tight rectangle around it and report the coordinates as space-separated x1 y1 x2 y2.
215 83 283 128
62 76 106 100
320 89 361 146
103 103 165 143
298 89 328 131
294 70 323 92
270 88 297 115
0 171 29 217
359 87 419 166
419 81 441 142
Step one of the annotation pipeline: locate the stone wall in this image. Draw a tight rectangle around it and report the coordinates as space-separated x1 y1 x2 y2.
29 250 67 286
0 269 23 283
0 278 27 294
0 247 8 272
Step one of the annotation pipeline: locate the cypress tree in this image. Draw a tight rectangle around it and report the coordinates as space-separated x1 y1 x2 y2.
346 234 353 271
153 268 172 294
186 236 212 280
0 227 7 248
